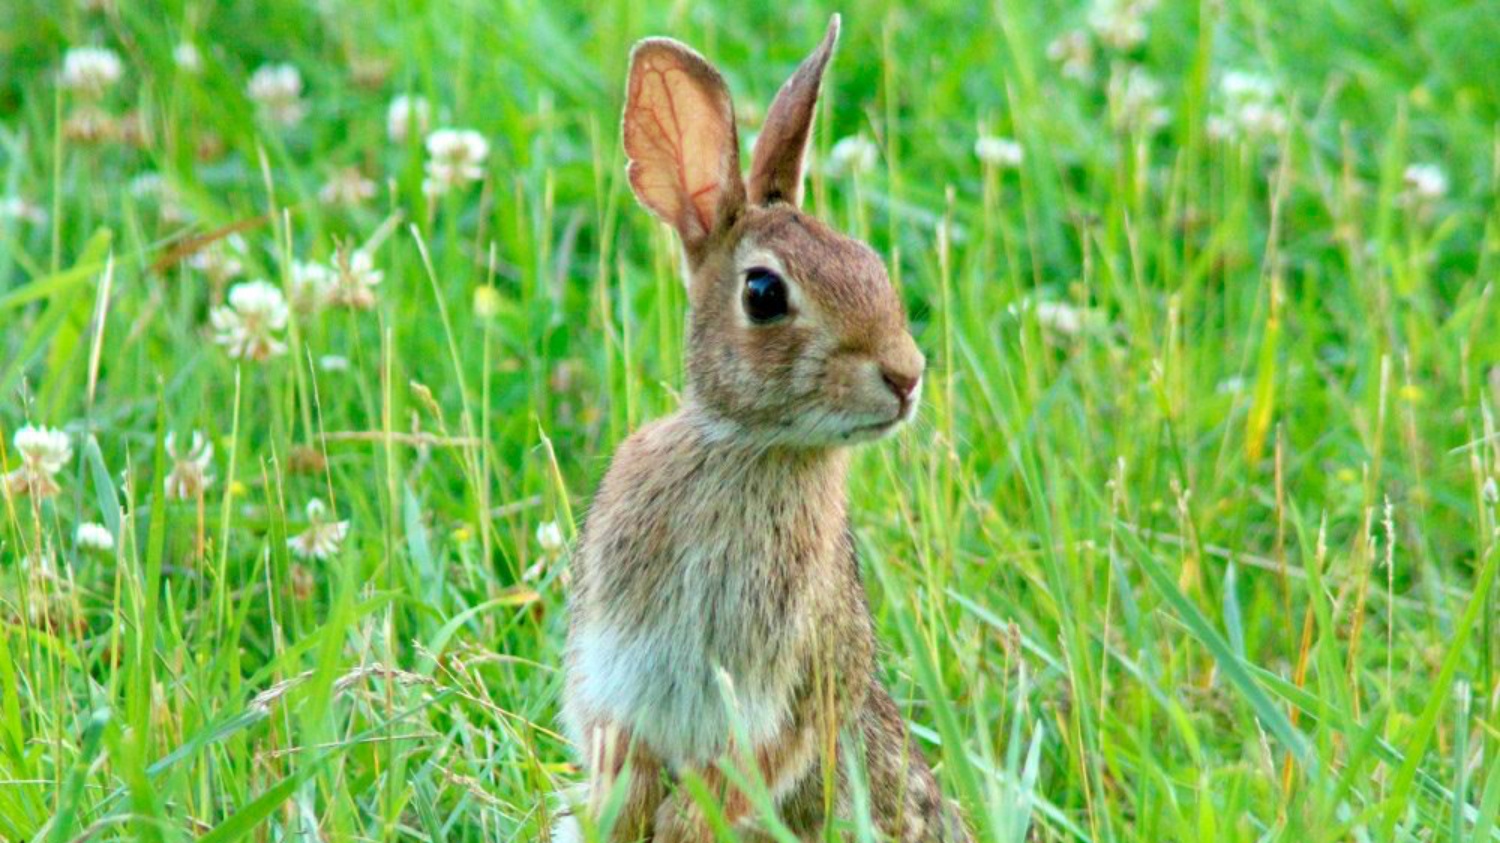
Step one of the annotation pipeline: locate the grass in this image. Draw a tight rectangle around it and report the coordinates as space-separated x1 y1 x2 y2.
2 0 1498 840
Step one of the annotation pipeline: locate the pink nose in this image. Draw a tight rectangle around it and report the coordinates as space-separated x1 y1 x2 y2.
881 368 920 403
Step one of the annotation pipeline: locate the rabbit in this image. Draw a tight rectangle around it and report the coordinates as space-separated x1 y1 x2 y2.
555 14 970 843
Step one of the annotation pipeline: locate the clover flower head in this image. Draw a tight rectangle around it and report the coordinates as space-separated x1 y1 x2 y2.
288 498 350 560
211 280 289 361
188 234 248 284
247 63 307 127
76 522 115 553
975 136 1024 168
318 166 377 207
1010 298 1109 338
328 247 382 310
174 43 203 73
289 260 335 314
422 128 489 196
1403 163 1448 203
1088 0 1157 51
1208 71 1287 142
388 94 432 144
60 47 124 98
536 520 565 553
1047 30 1095 82
1108 64 1170 132
164 430 215 500
826 135 879 177
5 425 72 499
0 197 48 225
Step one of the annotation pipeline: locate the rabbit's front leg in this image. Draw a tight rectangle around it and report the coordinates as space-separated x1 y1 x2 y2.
653 725 818 843
579 720 667 842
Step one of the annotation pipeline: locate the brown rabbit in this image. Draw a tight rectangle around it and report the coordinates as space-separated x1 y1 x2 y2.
556 14 969 843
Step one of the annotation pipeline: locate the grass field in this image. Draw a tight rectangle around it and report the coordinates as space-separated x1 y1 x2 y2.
2 0 1499 840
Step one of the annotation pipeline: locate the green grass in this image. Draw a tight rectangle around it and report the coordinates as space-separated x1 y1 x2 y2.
2 0 1499 840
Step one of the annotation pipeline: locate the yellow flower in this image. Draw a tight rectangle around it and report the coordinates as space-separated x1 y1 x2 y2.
473 286 502 319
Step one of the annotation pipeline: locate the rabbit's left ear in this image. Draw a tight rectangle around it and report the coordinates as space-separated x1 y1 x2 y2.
624 37 745 256
748 14 841 208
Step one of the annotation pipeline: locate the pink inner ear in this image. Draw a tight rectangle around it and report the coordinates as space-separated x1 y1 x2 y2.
624 44 740 244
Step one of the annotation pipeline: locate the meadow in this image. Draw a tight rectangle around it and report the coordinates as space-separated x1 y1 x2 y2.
1 0 1498 840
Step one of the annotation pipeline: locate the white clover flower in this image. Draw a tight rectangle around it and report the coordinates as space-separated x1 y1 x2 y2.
1108 64 1170 132
1088 0 1157 50
1209 71 1287 142
1222 71 1274 102
319 354 350 372
1010 298 1109 337
975 136 1024 168
0 197 48 225
826 135 879 177
536 520 565 553
1215 375 1248 395
247 63 307 127
129 172 165 199
328 248 382 310
422 128 489 196
318 166 377 207
1402 163 1448 203
76 522 115 553
60 47 124 98
288 498 350 560
1046 30 1095 83
387 94 432 144
188 234 247 284
174 42 203 73
1234 102 1287 138
211 280 289 361
129 173 189 224
5 425 72 499
288 260 334 314
164 431 214 500
1205 114 1234 142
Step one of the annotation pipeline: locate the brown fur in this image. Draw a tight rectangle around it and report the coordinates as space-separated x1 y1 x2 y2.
557 14 970 842
748 21 838 207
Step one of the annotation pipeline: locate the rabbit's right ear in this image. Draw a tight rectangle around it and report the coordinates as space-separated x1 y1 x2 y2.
748 15 840 207
623 39 745 256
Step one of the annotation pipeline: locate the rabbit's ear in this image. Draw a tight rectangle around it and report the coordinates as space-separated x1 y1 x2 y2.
748 15 840 208
624 38 745 254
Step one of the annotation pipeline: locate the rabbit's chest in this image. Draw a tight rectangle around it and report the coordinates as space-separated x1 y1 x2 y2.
565 426 848 768
572 536 813 768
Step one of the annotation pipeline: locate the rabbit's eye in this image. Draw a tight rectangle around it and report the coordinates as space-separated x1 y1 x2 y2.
743 268 789 324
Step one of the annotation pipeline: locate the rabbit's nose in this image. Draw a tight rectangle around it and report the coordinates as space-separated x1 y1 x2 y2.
881 368 921 403
877 335 925 407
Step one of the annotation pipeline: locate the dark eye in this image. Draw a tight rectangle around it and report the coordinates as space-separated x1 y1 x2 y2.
743 267 789 324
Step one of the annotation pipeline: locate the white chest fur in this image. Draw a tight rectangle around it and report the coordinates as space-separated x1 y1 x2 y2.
569 500 819 765
570 617 794 769
564 424 850 770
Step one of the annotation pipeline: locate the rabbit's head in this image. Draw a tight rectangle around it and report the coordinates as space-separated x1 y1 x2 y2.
623 15 924 447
